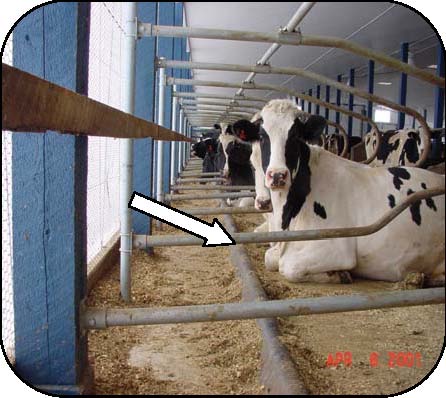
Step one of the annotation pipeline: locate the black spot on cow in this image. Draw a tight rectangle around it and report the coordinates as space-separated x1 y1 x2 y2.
420 182 437 211
314 202 327 219
387 194 396 208
282 115 327 230
407 189 422 226
399 134 420 165
377 131 399 163
388 167 411 190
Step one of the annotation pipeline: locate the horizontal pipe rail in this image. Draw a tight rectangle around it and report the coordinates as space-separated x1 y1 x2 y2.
83 288 444 329
178 206 269 215
179 172 221 177
173 91 268 102
169 77 382 164
180 100 263 110
165 191 256 202
172 185 255 191
176 177 226 183
139 23 444 87
135 187 444 247
163 59 430 166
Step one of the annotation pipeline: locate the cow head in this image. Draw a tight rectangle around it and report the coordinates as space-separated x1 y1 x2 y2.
218 128 237 180
261 99 326 191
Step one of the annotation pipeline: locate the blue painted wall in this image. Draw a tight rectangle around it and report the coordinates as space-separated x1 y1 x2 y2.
133 2 157 235
12 3 89 393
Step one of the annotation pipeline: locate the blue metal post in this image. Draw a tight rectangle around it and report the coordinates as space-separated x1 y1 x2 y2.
336 74 342 132
398 42 409 129
301 93 305 111
325 85 330 133
12 3 91 393
133 2 156 237
308 89 312 113
315 85 321 115
157 2 175 194
434 43 445 128
367 60 375 131
348 68 355 137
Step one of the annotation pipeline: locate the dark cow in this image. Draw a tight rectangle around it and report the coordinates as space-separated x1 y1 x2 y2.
326 133 362 158
247 99 444 285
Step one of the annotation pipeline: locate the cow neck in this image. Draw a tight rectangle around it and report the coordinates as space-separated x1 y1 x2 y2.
282 135 312 230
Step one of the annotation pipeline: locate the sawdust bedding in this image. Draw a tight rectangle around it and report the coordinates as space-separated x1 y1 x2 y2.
87 194 263 395
233 213 445 395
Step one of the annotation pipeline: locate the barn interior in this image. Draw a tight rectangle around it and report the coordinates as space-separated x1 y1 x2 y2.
1 2 445 396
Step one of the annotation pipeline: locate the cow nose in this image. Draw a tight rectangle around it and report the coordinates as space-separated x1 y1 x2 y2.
267 170 288 187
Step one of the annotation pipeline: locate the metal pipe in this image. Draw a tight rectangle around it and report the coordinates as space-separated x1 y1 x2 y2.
165 191 256 202
178 108 184 175
237 2 316 96
170 84 178 188
174 91 268 102
176 177 225 183
179 172 221 178
119 2 137 302
135 187 444 247
156 57 166 202
183 105 258 113
161 59 432 166
180 100 263 109
172 185 255 191
168 77 383 164
180 206 269 215
139 23 445 87
84 288 444 329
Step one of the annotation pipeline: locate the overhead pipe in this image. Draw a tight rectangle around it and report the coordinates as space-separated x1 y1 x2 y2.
180 99 263 110
173 91 268 102
119 2 137 302
182 105 259 113
135 187 444 247
139 22 444 87
236 2 316 97
168 77 382 164
161 59 431 166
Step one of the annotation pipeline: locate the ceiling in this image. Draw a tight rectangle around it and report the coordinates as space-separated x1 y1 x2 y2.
182 2 442 127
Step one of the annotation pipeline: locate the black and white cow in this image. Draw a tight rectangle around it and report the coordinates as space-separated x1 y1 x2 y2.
218 124 255 207
238 99 445 285
191 137 220 173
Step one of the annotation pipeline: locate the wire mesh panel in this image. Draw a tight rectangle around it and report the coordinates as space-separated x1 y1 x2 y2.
87 3 124 267
2 35 15 362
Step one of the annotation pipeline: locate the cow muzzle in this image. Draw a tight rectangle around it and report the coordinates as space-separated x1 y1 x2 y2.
266 169 288 190
255 197 272 211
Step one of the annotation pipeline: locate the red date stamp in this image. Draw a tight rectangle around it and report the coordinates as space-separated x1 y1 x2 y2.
326 351 422 368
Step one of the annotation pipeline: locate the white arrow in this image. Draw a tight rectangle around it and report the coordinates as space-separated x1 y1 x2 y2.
129 192 235 247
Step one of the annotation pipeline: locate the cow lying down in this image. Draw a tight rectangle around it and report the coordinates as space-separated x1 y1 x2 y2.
218 124 255 207
235 99 445 285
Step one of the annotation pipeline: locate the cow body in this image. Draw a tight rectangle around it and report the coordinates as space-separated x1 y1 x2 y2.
259 99 445 284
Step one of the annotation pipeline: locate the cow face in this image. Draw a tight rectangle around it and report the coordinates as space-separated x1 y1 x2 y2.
261 100 326 191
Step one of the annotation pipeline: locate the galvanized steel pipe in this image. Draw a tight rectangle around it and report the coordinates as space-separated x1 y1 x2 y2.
172 185 255 191
135 188 444 247
168 77 382 164
173 91 268 103
83 288 444 329
119 2 137 302
138 23 444 87
162 60 430 166
156 58 166 203
165 191 256 202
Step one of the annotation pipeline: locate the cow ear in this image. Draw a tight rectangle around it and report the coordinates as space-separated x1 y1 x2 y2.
304 115 327 143
233 119 260 142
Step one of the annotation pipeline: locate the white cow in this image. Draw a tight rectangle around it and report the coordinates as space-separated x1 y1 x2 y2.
256 99 445 284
